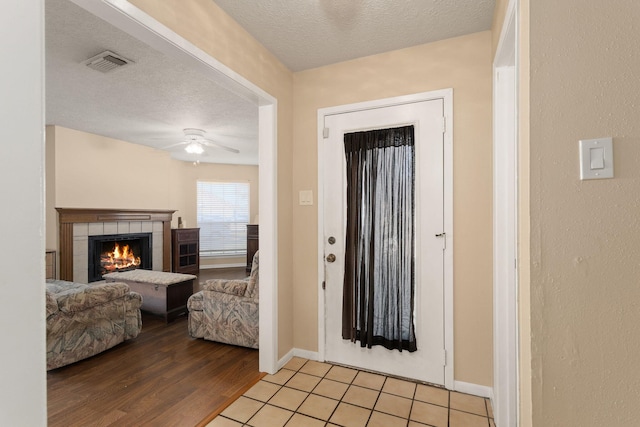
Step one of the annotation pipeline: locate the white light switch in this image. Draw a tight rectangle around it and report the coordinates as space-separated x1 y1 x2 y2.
580 137 613 180
589 147 605 169
299 190 313 205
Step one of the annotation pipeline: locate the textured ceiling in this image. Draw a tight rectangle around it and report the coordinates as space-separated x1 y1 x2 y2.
46 0 496 165
46 0 259 165
213 0 496 71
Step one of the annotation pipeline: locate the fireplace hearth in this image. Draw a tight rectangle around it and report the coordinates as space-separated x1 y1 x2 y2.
88 233 152 282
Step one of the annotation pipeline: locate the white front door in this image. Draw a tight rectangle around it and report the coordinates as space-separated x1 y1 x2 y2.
322 98 447 385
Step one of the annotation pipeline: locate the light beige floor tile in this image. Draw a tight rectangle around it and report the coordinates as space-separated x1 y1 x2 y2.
342 385 380 409
268 387 308 411
410 400 448 427
408 422 430 427
284 413 326 427
247 404 294 427
352 371 386 390
244 380 281 402
325 365 358 384
368 411 408 427
490 418 496 427
299 360 332 377
221 396 263 424
283 357 307 371
374 392 413 419
415 384 449 407
486 398 494 418
329 402 372 427
449 409 490 427
286 372 322 392
206 416 243 427
263 369 296 386
450 392 488 417
382 377 417 399
313 378 349 400
297 394 339 420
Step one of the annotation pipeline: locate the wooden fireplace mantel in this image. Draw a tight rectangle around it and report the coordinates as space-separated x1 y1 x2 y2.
56 208 176 281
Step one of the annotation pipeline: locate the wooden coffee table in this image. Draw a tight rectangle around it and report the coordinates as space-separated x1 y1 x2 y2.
104 269 196 323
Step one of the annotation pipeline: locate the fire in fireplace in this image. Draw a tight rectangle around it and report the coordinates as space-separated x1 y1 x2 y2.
102 242 141 272
88 233 152 282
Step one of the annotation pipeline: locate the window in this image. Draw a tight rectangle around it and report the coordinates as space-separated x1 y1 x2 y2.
197 181 249 256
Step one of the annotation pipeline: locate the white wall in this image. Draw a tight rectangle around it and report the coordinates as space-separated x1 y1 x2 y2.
0 0 47 425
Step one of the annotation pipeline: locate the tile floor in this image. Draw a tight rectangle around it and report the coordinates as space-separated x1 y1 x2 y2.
207 357 494 427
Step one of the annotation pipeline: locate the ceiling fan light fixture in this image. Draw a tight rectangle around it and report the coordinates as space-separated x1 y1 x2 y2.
185 141 204 154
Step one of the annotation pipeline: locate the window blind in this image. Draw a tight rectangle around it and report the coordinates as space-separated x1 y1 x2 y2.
197 181 249 256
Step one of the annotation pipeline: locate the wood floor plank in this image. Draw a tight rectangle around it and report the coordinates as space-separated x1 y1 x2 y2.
48 312 259 426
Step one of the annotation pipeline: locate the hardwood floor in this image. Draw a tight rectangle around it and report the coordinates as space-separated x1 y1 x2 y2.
47 310 259 427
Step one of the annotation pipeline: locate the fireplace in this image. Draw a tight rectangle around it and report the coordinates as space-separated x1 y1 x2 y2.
56 208 175 283
88 233 152 282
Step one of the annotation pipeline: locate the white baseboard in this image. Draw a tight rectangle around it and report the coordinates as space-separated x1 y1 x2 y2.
454 380 494 399
277 348 320 370
293 348 319 362
199 263 245 269
276 352 494 401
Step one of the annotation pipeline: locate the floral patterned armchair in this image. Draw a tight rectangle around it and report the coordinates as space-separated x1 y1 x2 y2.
187 251 259 349
45 279 142 370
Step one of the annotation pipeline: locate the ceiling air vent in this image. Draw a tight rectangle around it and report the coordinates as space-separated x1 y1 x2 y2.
83 51 132 73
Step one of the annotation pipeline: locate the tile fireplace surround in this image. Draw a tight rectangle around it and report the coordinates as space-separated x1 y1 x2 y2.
56 208 175 283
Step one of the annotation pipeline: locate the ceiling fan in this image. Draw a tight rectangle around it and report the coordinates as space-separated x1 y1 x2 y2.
163 128 240 155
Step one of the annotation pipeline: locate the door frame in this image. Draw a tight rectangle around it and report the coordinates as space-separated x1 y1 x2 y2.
317 89 454 389
493 0 519 425
69 0 280 375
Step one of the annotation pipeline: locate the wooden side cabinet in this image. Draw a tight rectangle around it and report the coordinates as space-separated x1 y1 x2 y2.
246 224 259 272
171 228 200 275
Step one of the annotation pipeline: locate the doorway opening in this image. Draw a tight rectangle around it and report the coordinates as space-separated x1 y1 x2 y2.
62 0 279 374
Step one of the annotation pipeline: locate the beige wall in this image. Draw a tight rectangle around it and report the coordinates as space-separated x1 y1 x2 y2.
47 126 259 269
52 126 173 211
529 0 640 425
46 126 57 252
518 0 532 425
293 31 494 387
120 0 295 358
516 0 534 424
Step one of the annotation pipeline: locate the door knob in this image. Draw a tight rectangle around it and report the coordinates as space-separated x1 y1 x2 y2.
326 254 336 263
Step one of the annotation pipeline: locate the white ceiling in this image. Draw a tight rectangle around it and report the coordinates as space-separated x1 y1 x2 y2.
46 0 496 165
213 0 496 72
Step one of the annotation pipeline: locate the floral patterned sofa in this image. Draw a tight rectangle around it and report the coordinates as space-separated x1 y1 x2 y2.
45 279 142 370
187 251 259 349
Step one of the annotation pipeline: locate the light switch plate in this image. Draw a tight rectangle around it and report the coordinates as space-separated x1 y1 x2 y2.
579 137 613 180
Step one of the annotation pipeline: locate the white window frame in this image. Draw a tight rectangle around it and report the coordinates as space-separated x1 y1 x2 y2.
197 181 250 258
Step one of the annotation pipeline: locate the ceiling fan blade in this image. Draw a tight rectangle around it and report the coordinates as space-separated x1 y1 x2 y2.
161 141 188 150
202 140 240 154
